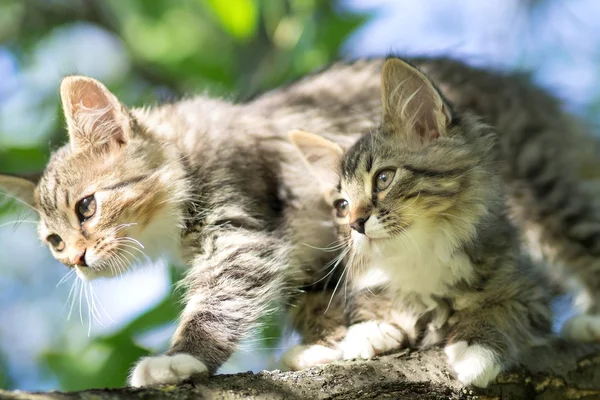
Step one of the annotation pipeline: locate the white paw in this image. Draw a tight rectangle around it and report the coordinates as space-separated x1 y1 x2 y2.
561 314 600 342
281 344 343 371
129 354 208 387
339 321 404 360
445 341 502 388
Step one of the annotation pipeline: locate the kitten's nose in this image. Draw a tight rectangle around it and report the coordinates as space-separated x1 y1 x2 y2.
350 218 366 234
73 250 88 267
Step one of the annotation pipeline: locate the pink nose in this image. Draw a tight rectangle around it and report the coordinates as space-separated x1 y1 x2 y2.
73 250 88 267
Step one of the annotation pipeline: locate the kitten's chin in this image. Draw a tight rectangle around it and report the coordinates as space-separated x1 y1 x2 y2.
351 230 390 248
351 230 371 248
74 266 114 281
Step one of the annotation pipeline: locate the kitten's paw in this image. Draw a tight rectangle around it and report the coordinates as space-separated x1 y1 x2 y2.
445 341 502 388
561 314 600 342
129 354 208 387
281 344 342 371
339 321 404 360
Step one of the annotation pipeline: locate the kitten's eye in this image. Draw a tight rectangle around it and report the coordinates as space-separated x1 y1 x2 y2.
374 169 396 192
77 195 97 222
47 234 65 252
333 199 349 218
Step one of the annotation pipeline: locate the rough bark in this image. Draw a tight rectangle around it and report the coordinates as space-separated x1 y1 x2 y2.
2 339 600 400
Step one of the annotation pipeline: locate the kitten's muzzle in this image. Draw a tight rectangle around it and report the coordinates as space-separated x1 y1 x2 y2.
350 218 367 234
72 250 88 267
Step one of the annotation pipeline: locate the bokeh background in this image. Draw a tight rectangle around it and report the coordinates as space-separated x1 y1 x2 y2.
1 0 599 391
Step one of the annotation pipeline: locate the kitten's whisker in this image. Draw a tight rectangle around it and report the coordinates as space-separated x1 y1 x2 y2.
119 236 144 249
116 242 150 261
111 223 138 235
119 248 141 264
0 192 38 213
325 260 350 314
84 283 93 336
88 283 105 327
317 242 352 271
68 278 80 321
312 246 350 285
56 269 75 287
114 253 131 277
107 251 123 276
78 278 85 326
301 242 348 252
105 254 121 279
90 284 115 324
65 277 78 318
105 259 116 278
85 283 98 324
301 238 351 252
0 220 38 229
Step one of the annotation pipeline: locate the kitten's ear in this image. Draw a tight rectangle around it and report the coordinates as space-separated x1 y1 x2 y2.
60 76 132 151
381 58 452 145
289 129 344 194
0 174 38 209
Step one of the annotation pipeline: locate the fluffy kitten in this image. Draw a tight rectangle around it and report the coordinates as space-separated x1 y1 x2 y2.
287 57 553 387
0 56 598 387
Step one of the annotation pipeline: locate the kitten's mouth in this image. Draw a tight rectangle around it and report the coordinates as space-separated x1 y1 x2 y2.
74 265 111 280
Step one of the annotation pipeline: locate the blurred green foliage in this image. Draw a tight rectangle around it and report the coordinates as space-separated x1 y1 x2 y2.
0 0 367 391
43 268 185 390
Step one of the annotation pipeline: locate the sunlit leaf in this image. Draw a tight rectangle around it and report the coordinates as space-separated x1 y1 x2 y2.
42 338 148 390
0 351 14 390
0 147 49 173
205 0 258 40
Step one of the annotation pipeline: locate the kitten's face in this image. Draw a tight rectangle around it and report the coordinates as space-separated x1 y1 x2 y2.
334 133 462 247
332 130 483 256
291 57 496 261
36 142 181 280
0 76 187 280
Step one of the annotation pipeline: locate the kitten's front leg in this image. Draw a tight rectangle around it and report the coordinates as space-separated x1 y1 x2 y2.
338 288 408 360
445 302 550 388
130 227 292 387
281 290 346 370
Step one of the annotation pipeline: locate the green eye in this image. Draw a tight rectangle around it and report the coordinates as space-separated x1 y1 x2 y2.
333 199 349 218
47 234 65 252
374 169 396 192
77 195 97 222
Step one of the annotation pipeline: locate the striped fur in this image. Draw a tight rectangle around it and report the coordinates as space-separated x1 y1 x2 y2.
0 56 598 386
288 58 553 388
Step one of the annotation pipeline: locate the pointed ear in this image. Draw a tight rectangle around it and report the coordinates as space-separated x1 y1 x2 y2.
289 129 344 195
60 76 132 151
381 58 453 145
0 174 38 209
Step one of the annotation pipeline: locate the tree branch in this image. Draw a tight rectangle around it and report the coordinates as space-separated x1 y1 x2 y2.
2 339 600 400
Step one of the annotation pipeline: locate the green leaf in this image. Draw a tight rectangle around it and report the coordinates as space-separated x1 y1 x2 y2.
0 350 14 390
0 147 49 174
205 0 258 40
42 337 148 390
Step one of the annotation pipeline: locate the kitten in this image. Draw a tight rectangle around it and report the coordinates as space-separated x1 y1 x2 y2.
0 56 598 387
286 57 554 387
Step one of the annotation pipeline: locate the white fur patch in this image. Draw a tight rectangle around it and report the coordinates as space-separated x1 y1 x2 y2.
445 341 501 388
129 354 208 387
339 321 404 360
281 344 342 371
354 219 476 300
561 314 600 343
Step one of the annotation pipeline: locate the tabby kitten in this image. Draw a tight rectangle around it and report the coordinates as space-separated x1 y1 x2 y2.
0 56 599 387
286 58 553 387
